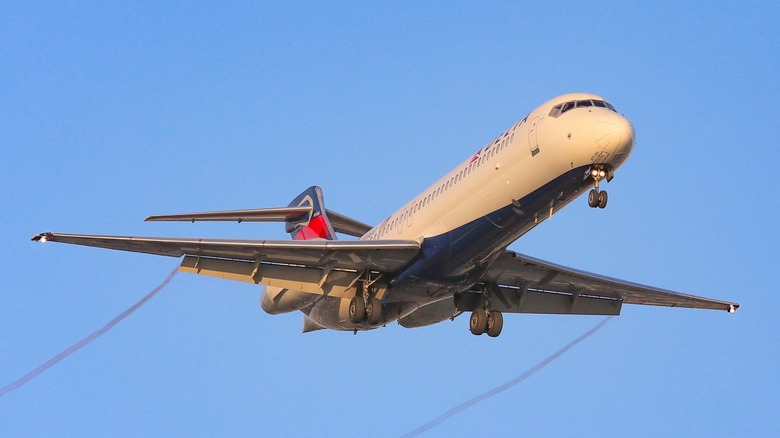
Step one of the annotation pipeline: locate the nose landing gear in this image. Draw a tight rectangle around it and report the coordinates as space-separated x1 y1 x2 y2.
588 188 608 209
587 167 611 209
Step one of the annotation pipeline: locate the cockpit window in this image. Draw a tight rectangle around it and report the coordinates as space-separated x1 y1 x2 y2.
548 99 617 117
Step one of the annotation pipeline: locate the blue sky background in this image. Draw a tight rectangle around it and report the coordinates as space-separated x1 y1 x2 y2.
2 2 778 436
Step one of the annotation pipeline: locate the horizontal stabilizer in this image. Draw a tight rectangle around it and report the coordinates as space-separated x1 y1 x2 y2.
145 207 310 223
145 207 372 238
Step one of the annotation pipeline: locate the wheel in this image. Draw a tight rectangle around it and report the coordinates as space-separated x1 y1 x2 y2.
486 311 503 337
587 189 599 208
598 190 608 209
469 309 487 335
349 297 365 323
366 298 382 325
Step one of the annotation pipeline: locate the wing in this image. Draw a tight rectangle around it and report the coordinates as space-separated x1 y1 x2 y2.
456 250 739 315
32 232 419 297
145 207 373 238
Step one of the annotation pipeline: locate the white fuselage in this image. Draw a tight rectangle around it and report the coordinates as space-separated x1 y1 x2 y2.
362 93 634 244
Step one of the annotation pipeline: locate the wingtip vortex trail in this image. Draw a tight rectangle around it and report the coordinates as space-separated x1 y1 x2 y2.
0 267 178 398
401 316 613 437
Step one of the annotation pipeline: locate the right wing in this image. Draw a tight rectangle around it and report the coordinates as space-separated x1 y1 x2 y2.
458 250 739 315
32 232 419 297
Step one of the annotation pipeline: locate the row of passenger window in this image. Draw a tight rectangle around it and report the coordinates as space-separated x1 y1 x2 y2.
548 99 616 118
370 125 519 239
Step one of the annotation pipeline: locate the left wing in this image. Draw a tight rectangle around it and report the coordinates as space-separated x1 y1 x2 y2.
456 250 739 315
31 232 419 272
32 232 419 297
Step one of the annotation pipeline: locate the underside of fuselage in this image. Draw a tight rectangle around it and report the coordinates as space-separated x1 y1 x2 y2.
298 164 600 333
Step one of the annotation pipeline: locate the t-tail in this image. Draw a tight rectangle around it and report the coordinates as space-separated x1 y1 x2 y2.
285 186 337 240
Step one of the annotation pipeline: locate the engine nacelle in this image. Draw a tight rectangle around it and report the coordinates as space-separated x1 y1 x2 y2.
260 286 321 315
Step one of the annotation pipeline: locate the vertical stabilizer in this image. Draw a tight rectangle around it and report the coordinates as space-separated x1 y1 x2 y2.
285 186 337 240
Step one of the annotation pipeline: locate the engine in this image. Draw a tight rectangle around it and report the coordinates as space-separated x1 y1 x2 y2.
259 286 321 315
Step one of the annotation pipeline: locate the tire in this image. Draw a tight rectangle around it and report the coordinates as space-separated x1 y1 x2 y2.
588 189 599 208
349 297 365 323
367 298 382 325
598 190 608 209
469 309 487 335
487 311 504 337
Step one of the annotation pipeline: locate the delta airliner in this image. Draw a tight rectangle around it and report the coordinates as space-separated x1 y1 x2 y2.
33 93 738 337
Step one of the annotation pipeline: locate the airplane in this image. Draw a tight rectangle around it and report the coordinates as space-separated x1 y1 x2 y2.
32 93 739 337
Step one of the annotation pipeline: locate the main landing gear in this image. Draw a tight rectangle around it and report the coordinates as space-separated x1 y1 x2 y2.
469 308 503 337
349 278 384 326
587 167 611 209
349 296 383 325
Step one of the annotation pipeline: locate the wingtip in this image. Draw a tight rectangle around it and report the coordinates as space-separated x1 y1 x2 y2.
728 303 739 314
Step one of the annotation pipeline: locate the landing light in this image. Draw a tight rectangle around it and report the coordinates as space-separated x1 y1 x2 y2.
591 169 599 177
598 170 606 178
39 235 47 243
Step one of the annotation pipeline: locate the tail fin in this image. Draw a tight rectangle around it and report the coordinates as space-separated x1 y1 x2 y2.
285 186 337 240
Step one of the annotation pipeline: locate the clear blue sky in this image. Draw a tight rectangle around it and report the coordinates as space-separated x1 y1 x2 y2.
2 2 778 436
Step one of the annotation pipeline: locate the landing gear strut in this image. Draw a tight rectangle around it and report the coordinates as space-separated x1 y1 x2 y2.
587 167 610 209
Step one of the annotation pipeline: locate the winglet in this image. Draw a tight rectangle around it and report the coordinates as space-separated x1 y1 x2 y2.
31 232 52 243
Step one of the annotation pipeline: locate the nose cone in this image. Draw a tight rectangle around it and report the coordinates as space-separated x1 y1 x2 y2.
593 113 635 156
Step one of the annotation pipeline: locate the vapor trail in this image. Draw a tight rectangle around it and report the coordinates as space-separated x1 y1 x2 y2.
0 268 178 398
401 316 613 437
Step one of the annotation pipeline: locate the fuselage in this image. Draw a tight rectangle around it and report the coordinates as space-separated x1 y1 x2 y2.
306 93 635 331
